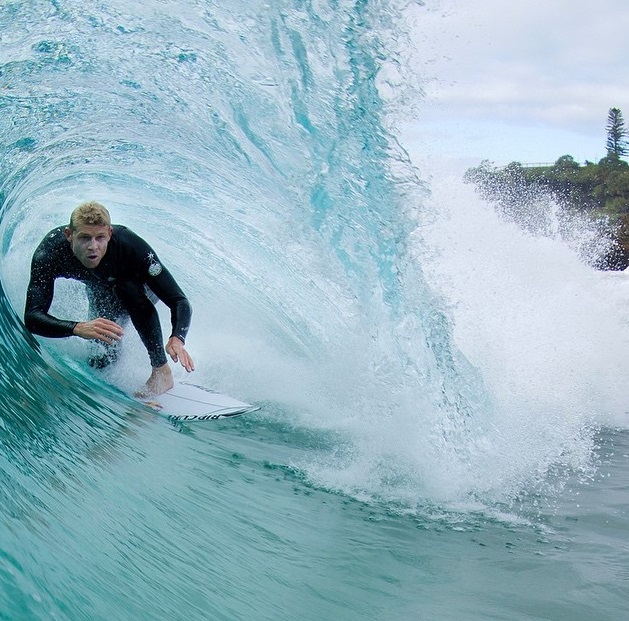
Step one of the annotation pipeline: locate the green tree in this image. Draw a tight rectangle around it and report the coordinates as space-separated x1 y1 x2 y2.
464 153 629 269
605 107 627 158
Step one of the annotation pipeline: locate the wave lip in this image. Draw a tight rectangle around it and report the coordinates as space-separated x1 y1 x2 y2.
0 0 610 516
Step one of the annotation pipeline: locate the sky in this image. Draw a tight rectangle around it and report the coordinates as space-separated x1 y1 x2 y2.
402 0 629 167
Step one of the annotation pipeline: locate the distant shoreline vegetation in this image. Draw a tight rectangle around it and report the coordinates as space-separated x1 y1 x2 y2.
464 108 629 270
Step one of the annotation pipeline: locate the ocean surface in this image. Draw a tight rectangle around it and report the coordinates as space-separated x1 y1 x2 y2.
1 1 628 619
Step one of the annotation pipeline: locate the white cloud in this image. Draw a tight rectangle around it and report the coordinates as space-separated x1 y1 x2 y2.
405 0 629 162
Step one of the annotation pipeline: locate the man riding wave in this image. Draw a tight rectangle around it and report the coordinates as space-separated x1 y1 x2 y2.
24 201 194 396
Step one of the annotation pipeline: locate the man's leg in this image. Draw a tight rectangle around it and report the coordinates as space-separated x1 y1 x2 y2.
113 282 173 395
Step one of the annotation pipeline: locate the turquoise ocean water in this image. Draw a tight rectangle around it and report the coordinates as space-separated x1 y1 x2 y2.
1 1 628 619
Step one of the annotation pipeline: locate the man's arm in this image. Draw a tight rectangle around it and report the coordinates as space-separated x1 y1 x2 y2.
149 266 192 343
24 254 78 337
146 265 195 372
25 269 125 343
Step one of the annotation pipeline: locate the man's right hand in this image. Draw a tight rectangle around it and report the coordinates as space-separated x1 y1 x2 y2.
73 318 124 344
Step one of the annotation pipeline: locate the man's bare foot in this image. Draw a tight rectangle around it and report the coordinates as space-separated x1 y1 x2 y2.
135 363 174 397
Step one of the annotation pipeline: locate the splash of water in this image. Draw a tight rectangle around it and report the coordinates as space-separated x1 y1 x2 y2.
1 0 621 513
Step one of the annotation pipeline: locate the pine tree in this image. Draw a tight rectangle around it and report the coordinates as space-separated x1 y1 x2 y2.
606 107 628 158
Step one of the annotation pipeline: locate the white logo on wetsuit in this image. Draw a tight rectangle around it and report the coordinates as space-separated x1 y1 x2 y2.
147 252 162 276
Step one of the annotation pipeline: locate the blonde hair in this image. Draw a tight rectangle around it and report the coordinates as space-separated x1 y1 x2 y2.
69 201 111 230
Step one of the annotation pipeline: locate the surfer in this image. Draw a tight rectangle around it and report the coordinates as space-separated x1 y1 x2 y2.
24 200 195 396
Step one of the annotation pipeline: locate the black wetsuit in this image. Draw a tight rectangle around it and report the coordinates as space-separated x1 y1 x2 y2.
24 225 192 368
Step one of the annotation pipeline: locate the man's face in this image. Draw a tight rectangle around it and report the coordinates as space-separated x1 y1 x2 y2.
65 224 112 269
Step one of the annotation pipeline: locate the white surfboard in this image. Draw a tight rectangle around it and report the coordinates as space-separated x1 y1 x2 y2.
140 382 260 421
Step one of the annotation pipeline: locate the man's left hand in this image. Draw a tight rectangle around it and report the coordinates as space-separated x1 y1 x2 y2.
166 336 195 372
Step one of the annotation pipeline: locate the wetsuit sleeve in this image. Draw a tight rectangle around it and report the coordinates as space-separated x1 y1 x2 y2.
146 264 193 344
24 245 78 338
